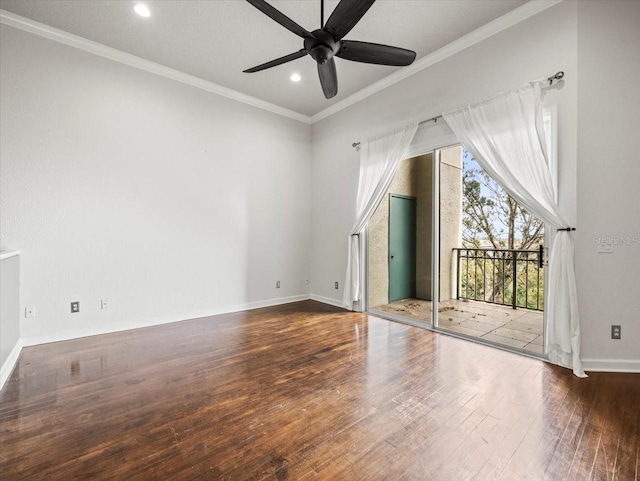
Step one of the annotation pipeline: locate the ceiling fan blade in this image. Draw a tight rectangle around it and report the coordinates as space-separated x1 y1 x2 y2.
317 58 338 99
324 0 376 40
337 40 416 66
246 0 313 39
244 49 307 73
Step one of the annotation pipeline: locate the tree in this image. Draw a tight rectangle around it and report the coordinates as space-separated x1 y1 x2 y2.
462 148 543 250
460 148 544 309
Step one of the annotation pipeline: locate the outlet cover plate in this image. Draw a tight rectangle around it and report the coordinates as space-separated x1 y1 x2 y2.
611 324 621 340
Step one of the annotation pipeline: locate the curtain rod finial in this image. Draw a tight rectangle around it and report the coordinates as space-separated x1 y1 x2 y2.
548 71 565 85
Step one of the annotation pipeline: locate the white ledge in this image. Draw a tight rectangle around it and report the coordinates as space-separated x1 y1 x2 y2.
0 251 20 261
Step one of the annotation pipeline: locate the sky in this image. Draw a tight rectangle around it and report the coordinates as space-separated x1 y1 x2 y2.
461 146 543 243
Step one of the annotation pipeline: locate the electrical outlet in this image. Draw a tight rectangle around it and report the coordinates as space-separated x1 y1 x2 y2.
276 281 280 288
611 325 621 340
25 307 36 318
101 299 109 310
335 281 339 289
71 301 80 313
305 279 309 285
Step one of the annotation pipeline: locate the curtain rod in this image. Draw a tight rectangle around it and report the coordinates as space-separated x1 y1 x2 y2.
351 71 565 149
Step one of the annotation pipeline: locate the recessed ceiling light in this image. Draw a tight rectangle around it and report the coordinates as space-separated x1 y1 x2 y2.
290 73 301 82
134 3 151 17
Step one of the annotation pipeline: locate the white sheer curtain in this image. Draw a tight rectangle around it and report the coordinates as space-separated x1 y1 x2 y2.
343 123 418 309
443 81 586 377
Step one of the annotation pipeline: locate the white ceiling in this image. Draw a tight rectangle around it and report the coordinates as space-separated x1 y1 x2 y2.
0 0 528 118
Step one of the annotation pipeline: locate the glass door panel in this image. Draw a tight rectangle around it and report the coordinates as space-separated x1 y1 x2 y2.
435 145 545 356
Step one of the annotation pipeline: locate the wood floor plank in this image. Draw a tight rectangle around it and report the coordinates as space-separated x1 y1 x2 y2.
1 300 639 480
611 379 640 481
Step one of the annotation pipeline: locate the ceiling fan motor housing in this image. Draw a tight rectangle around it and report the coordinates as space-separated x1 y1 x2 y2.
244 0 417 99
305 30 340 64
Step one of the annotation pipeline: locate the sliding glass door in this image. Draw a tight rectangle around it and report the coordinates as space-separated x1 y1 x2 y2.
365 138 547 359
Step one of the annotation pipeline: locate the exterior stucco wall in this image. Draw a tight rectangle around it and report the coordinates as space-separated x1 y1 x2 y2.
368 154 432 308
439 146 463 301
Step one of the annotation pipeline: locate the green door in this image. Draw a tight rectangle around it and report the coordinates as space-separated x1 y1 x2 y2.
389 194 417 302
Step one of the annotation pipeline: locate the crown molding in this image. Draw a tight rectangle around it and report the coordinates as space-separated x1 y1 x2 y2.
2 1 562 126
310 0 563 124
0 9 313 125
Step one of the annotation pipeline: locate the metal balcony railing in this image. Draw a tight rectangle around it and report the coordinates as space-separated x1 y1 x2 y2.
453 246 544 311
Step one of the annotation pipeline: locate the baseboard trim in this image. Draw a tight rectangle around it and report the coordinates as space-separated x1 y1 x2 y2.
0 338 23 390
309 294 347 309
22 294 312 348
582 358 640 373
228 294 311 313
10 300 640 381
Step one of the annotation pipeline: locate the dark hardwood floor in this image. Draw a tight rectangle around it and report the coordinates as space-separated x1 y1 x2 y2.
1 300 638 480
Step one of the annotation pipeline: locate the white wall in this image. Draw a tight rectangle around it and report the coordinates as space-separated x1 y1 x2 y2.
310 0 640 368
576 0 640 368
312 1 640 371
0 25 312 344
310 1 578 302
2 0 637 369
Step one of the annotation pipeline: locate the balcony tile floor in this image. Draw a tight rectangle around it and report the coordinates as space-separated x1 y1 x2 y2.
371 298 544 355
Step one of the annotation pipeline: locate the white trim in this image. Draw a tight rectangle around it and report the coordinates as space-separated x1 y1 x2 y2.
21 294 310 347
2 1 561 126
0 338 23 390
0 250 20 261
310 0 562 124
0 10 311 125
309 294 346 309
232 294 310 312
582 358 640 373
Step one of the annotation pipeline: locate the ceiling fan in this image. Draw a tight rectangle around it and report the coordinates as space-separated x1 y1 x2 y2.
243 0 417 99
